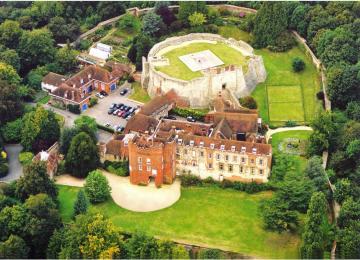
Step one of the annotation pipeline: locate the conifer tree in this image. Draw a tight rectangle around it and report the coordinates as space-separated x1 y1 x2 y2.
73 190 88 217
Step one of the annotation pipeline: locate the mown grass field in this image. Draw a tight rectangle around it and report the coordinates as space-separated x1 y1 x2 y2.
128 82 151 103
157 42 247 81
58 185 300 258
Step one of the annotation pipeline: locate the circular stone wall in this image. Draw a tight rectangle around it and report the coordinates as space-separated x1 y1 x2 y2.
141 33 267 108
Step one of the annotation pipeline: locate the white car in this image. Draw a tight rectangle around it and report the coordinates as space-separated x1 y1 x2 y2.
95 93 104 99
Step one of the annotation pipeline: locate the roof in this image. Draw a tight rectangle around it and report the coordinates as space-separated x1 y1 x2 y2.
177 133 272 155
158 119 212 136
106 139 122 156
96 43 112 52
51 83 89 103
211 118 233 139
42 72 67 87
125 114 159 134
89 47 110 60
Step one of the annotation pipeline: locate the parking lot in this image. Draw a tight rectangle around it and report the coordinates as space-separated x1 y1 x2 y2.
83 83 142 130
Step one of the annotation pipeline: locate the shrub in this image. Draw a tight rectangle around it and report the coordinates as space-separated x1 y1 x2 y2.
179 174 202 187
78 39 92 51
1 118 22 143
239 96 257 109
292 57 305 72
198 248 223 259
67 104 81 114
316 91 324 100
204 24 219 34
105 160 129 177
18 152 34 165
97 124 115 133
89 97 98 107
268 32 297 52
84 170 111 203
0 162 8 177
169 20 183 32
218 7 232 16
171 107 208 121
285 120 297 127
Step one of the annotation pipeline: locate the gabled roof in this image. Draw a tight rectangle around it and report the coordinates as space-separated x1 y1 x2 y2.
211 118 233 139
51 83 89 103
42 72 67 87
125 114 159 134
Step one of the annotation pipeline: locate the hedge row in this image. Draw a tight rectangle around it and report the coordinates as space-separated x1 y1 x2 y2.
97 124 114 133
179 174 272 194
170 107 208 121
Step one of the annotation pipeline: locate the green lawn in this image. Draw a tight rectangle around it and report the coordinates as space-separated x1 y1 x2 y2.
128 82 151 103
58 185 300 258
157 42 247 81
252 46 322 126
218 25 252 43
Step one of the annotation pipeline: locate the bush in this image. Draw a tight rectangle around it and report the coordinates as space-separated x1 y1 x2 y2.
18 152 34 165
89 97 98 107
204 24 219 34
169 20 183 32
171 107 208 121
0 162 8 177
218 7 232 16
78 39 92 51
316 91 324 100
239 96 257 109
1 118 22 143
179 174 202 187
268 32 297 52
84 170 111 204
292 57 305 72
97 124 115 133
67 104 81 114
198 248 223 259
105 160 129 177
285 120 297 127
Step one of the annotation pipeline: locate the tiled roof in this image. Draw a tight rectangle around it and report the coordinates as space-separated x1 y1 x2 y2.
176 133 272 155
42 72 67 86
106 139 122 155
158 119 212 136
51 83 89 103
125 114 159 134
211 118 233 139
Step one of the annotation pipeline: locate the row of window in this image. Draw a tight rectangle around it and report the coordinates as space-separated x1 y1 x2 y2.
180 161 264 175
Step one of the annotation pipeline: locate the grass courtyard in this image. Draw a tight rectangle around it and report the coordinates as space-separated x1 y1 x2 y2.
252 46 322 126
156 42 247 81
58 185 300 258
128 82 151 103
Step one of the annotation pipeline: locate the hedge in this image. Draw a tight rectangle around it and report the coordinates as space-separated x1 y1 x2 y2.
103 160 129 177
179 173 272 194
170 107 208 121
19 152 34 166
67 104 81 114
97 124 115 133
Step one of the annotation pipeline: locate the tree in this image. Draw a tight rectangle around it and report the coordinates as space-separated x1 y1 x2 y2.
1 118 22 143
188 12 207 28
239 96 257 109
334 178 352 204
48 16 80 43
23 193 62 258
74 115 97 134
59 213 122 259
55 45 78 74
154 1 176 26
131 34 155 70
289 4 310 37
300 192 329 259
15 161 58 201
118 13 141 33
0 20 23 49
262 197 299 232
337 221 360 259
292 57 305 72
125 231 159 259
0 204 28 240
18 28 55 73
142 11 163 37
84 170 111 204
346 101 360 121
73 190 88 217
65 132 99 178
178 1 208 24
25 66 49 90
0 62 21 85
21 106 60 152
0 80 23 126
304 156 329 195
0 235 29 259
46 228 66 259
253 2 289 48
0 48 20 72
198 249 223 259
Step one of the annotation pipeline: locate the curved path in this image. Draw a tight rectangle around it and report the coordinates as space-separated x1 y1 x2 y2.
56 171 181 212
265 126 313 142
0 144 23 183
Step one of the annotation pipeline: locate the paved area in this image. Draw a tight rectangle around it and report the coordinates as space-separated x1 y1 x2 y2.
0 144 23 183
56 171 181 212
83 82 140 129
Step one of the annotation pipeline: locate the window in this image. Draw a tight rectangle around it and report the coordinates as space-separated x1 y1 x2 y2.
192 161 196 166
252 148 257 154
210 143 215 149
147 165 151 172
251 159 254 164
259 169 263 175
225 155 229 161
178 139 182 144
233 156 237 162
190 140 194 146
228 164 233 172
138 165 142 171
231 145 236 152
220 144 225 151
208 163 213 169
146 158 151 164
199 141 204 147
208 153 212 159
241 157 245 163
192 151 196 157
251 168 255 175
200 151 204 157
219 163 224 170
241 147 246 153
176 148 180 154
184 149 187 155
216 154 220 160
240 166 243 173
259 159 263 165
137 157 142 163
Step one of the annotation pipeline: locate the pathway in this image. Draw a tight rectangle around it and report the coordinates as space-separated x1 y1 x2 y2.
265 126 313 142
0 144 23 183
56 171 181 212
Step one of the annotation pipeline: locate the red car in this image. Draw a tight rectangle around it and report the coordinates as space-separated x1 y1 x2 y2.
117 110 124 117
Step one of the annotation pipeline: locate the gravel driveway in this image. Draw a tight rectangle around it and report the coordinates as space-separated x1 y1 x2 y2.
0 144 23 183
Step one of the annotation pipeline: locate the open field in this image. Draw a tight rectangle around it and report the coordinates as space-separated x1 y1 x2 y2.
58 185 300 258
157 42 247 81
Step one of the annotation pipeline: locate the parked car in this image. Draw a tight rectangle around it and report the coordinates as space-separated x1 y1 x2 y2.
110 103 116 109
116 103 123 109
118 111 125 117
121 105 127 111
164 115 177 120
113 109 120 115
125 106 132 112
100 90 108 96
126 115 132 121
108 108 115 114
129 107 136 113
120 88 128 96
186 116 196 122
95 93 104 99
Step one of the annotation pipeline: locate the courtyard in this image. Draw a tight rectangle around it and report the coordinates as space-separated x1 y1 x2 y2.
58 184 300 258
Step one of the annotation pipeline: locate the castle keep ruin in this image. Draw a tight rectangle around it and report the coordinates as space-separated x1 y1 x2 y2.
141 33 267 108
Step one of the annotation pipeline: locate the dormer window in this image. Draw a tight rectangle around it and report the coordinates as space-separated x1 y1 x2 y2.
241 147 246 153
88 74 91 79
252 148 257 154
220 145 225 151
72 84 76 88
80 78 84 84
199 141 204 147
231 145 236 152
190 140 194 146
210 143 215 149
177 139 182 145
